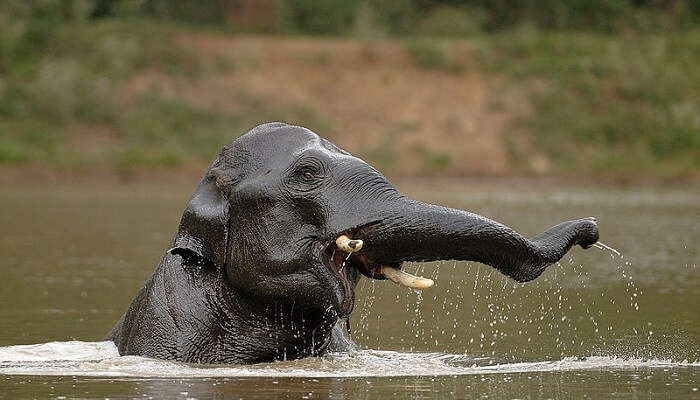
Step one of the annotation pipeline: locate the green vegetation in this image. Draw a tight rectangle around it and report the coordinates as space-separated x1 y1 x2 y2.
0 5 333 172
0 1 698 179
412 145 454 173
476 30 700 177
0 13 208 169
403 39 460 72
160 0 698 35
11 1 698 35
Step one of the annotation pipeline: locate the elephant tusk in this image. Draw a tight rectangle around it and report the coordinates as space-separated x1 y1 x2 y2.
379 266 434 290
336 235 363 253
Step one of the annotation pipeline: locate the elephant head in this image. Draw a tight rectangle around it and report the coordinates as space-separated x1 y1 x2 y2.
108 122 599 364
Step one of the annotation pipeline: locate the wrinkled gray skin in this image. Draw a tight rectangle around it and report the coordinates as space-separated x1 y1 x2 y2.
107 122 599 364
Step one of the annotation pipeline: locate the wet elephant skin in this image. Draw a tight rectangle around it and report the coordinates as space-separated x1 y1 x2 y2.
107 122 599 364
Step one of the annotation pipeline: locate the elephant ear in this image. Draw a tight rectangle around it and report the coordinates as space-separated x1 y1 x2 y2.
168 166 230 269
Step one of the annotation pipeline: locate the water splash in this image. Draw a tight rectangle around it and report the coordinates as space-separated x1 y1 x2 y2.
592 241 642 312
350 238 672 364
0 341 696 378
593 241 621 256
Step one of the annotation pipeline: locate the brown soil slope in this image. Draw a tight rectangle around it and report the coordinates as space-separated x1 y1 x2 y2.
131 34 512 176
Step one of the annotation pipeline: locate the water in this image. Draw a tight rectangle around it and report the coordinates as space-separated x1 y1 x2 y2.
0 181 698 398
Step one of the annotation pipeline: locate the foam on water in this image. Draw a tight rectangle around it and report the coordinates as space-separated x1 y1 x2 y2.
0 341 119 362
0 341 697 378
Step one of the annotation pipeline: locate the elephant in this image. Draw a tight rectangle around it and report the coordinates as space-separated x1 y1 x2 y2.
107 122 599 364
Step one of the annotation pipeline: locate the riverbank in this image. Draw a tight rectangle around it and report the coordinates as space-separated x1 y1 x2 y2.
1 20 698 181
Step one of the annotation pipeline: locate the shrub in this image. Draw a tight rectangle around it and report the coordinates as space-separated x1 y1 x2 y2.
0 137 28 164
280 0 358 34
416 6 485 37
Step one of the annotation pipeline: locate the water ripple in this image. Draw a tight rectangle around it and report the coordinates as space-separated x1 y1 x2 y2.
0 341 697 378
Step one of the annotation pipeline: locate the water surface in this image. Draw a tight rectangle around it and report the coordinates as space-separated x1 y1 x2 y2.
0 181 697 398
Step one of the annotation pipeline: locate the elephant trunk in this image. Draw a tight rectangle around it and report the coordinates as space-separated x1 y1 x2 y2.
360 199 599 283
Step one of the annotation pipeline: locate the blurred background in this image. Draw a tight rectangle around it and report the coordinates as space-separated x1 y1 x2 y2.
0 0 698 182
1 4 699 397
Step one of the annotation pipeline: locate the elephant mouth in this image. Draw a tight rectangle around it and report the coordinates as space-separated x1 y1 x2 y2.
321 228 435 316
322 242 375 316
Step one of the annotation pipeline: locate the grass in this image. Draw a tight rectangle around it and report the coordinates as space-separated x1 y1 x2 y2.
0 14 697 180
474 29 700 178
0 18 333 173
413 146 454 173
0 18 210 170
402 38 466 74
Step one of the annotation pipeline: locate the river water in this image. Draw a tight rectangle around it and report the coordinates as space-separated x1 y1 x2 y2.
0 180 697 399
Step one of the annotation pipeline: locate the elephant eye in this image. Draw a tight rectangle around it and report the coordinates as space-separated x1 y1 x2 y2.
297 166 318 182
289 158 326 189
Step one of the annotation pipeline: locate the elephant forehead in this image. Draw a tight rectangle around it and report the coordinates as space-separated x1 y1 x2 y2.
235 122 320 154
225 123 353 172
